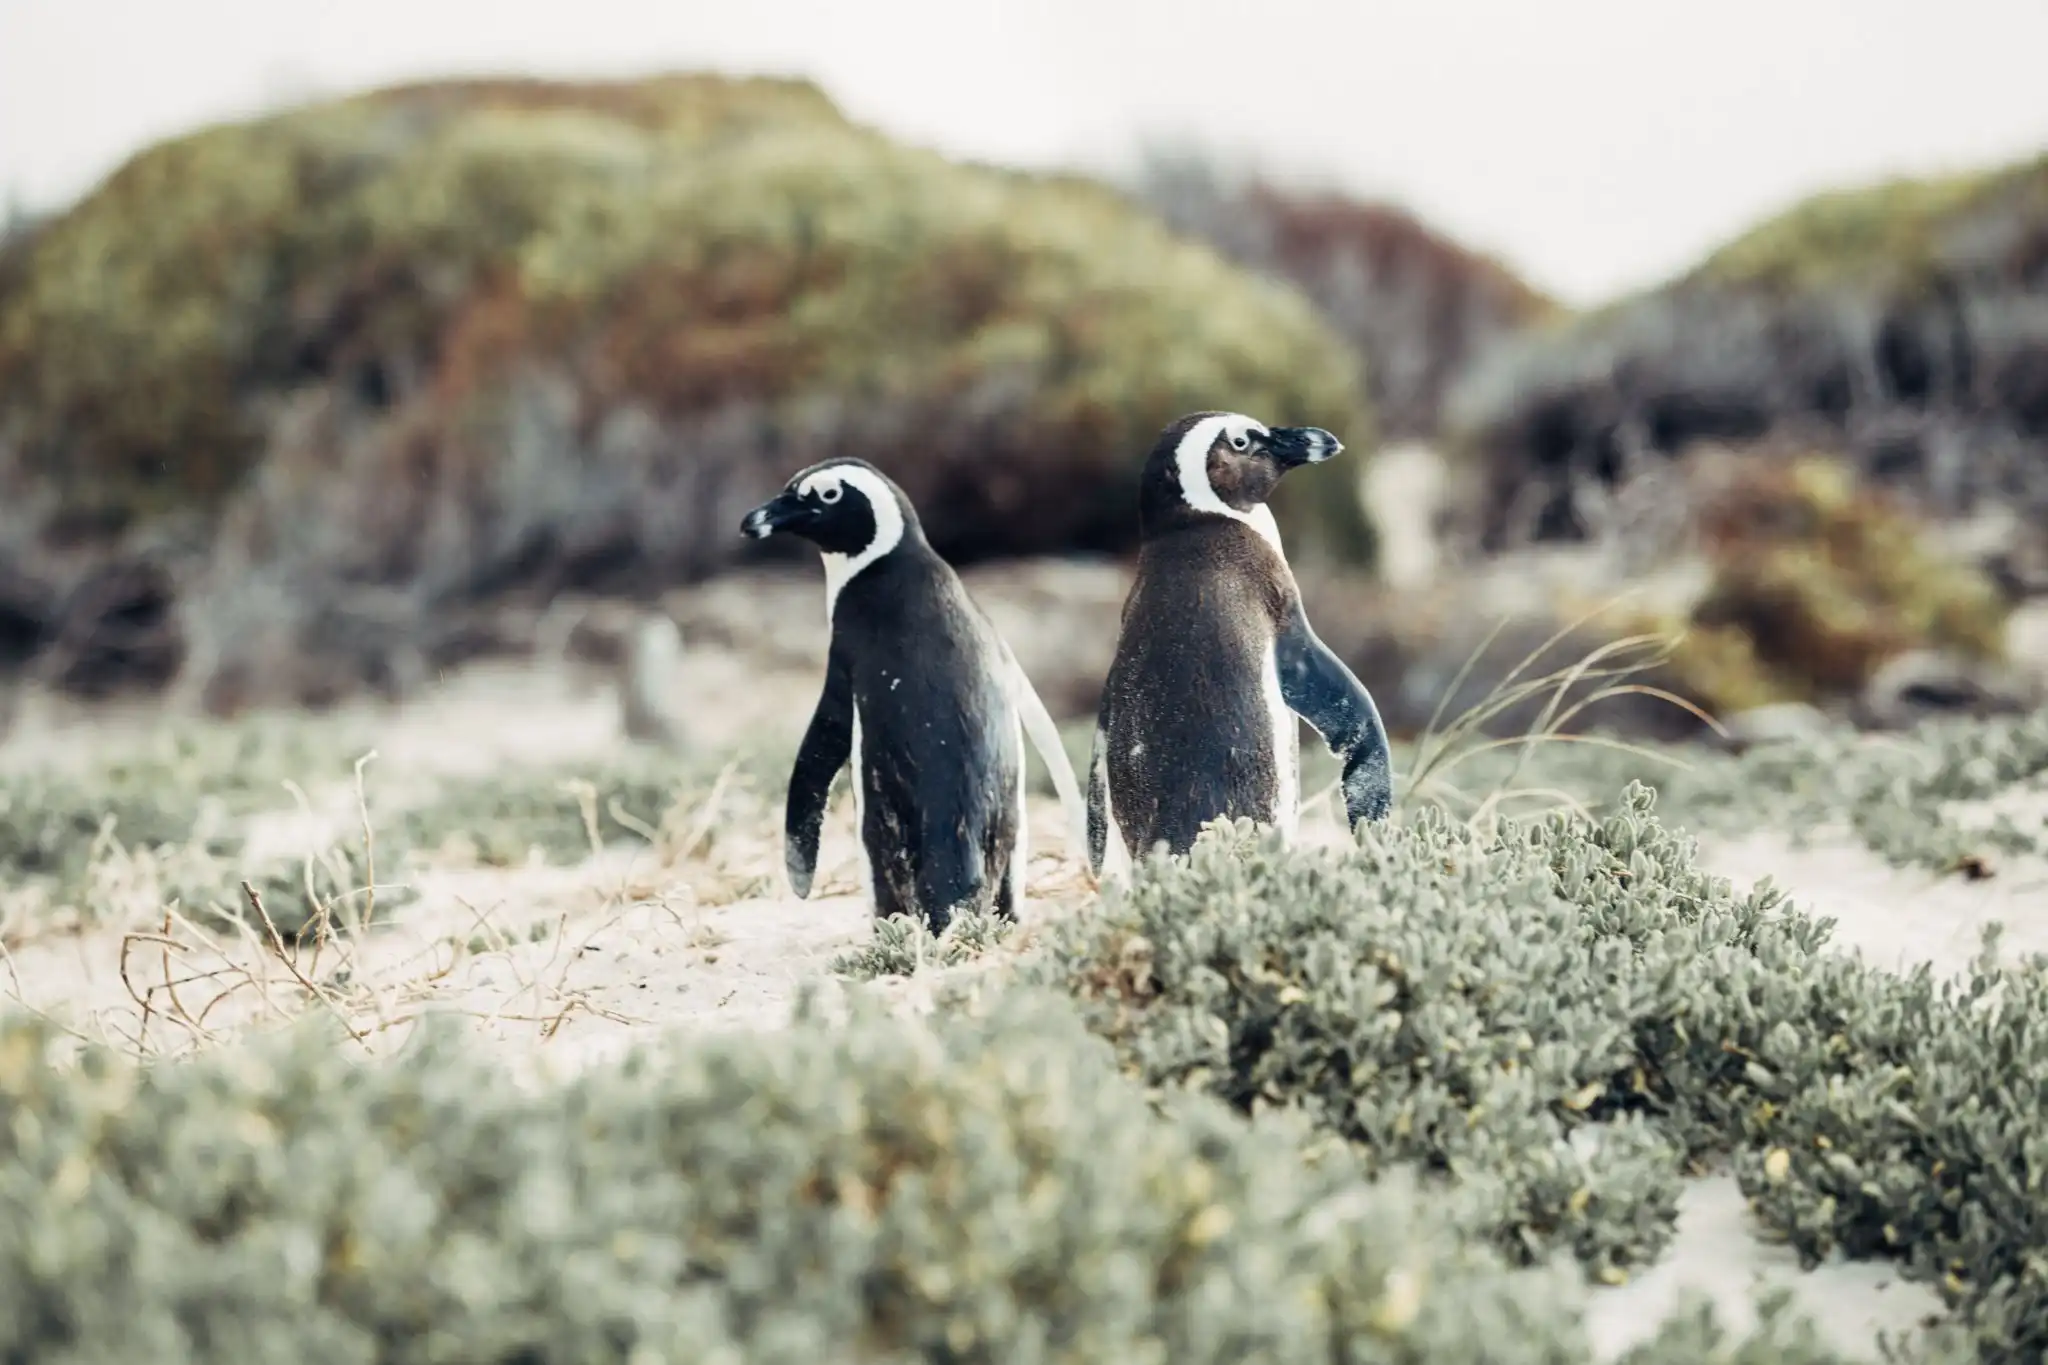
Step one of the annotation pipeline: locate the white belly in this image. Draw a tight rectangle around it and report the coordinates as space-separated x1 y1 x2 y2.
1092 725 1135 882
1008 714 1028 912
848 707 876 904
1262 645 1301 841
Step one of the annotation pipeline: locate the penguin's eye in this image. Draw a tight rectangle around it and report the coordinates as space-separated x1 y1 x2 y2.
818 485 843 505
1227 431 1251 452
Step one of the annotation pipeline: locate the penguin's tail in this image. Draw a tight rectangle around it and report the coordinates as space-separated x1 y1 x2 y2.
1003 645 1095 888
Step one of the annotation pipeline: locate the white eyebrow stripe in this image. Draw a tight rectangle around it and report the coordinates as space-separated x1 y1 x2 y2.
1171 413 1282 557
799 464 906 619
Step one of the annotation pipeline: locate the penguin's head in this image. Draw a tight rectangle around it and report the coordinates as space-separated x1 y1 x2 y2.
1139 411 1343 534
740 458 912 560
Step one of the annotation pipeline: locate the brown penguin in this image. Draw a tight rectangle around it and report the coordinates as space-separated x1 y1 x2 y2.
1087 411 1393 875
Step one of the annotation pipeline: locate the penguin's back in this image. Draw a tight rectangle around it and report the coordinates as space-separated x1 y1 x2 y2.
836 551 1023 911
1100 525 1293 855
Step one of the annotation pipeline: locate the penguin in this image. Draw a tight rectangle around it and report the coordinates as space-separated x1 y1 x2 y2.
1087 410 1394 877
740 458 1090 933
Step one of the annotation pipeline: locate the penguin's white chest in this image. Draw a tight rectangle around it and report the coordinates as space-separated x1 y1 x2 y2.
848 706 875 900
1261 644 1301 841
1007 712 1028 912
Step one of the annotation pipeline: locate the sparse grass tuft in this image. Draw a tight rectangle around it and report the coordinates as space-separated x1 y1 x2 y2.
829 910 1018 980
0 715 375 936
1385 597 1716 831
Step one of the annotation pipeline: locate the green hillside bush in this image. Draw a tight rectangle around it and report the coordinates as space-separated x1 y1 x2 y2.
1625 450 2011 716
1131 147 1559 441
1447 155 2048 549
0 74 1374 707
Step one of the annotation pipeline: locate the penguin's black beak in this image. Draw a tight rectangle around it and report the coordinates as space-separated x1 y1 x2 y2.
1266 426 1344 470
741 492 805 540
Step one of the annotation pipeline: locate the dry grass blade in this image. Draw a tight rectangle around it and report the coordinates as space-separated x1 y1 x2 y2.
1413 613 1512 765
1467 785 1597 829
669 759 742 865
347 751 395 1038
1481 634 1718 801
354 750 379 940
1428 730 1697 786
1405 604 1640 797
567 780 604 860
1523 633 1681 745
607 801 661 844
1401 594 1720 830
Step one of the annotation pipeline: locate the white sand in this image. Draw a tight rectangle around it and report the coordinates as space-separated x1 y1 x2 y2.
0 650 1089 1070
1582 1174 1939 1357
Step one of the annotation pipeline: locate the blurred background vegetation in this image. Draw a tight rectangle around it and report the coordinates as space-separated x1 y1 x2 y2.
0 38 2044 738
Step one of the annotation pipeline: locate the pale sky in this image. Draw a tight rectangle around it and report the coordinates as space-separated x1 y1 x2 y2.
4 0 2047 304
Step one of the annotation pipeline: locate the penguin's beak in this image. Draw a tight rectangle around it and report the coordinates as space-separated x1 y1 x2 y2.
1267 426 1344 469
741 492 804 540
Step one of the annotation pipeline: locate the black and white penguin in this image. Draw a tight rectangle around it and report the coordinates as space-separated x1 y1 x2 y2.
741 458 1089 932
1087 411 1394 876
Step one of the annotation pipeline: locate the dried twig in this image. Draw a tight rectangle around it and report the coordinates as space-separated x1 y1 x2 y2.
240 880 371 1050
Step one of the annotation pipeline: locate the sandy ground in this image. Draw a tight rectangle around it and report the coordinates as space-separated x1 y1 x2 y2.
0 650 1092 1074
5 638 2044 1358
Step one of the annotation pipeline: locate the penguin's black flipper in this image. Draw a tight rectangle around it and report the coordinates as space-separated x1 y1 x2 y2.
786 641 855 898
1276 601 1394 826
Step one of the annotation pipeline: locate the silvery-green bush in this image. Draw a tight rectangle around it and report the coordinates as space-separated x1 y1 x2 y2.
1048 782 2046 1361
0 988 1614 1365
1731 924 2048 1362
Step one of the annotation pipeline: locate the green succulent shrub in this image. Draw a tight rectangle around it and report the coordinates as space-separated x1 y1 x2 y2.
1046 781 2048 1361
0 974 1987 1364
0 988 1609 1365
11 724 2046 1359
